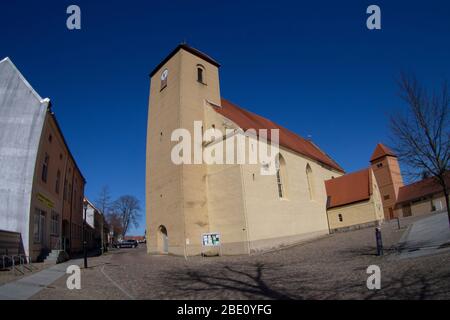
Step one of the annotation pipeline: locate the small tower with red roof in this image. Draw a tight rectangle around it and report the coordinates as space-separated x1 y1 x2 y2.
370 143 404 219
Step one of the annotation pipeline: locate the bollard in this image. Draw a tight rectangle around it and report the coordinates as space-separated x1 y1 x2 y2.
375 227 384 256
396 217 401 230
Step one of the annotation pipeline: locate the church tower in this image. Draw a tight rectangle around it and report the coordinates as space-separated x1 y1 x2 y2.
146 44 221 255
370 143 404 220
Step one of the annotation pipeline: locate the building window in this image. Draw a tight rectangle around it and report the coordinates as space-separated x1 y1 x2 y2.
33 211 41 243
197 65 205 84
338 214 343 222
276 154 287 199
51 212 59 235
383 194 390 200
48 134 52 143
68 183 72 203
276 169 283 198
55 170 61 194
41 153 49 182
306 163 315 200
33 209 45 243
160 68 168 90
63 179 68 200
377 163 383 168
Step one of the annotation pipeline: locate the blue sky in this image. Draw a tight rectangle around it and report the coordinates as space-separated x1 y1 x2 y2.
1 0 450 235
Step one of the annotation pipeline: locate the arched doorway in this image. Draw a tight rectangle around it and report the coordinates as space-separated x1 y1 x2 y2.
157 225 168 254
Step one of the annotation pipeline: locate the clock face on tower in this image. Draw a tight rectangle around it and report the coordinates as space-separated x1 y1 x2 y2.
161 69 169 81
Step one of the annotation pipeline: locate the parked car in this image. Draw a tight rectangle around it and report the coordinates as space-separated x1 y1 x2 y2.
116 240 138 248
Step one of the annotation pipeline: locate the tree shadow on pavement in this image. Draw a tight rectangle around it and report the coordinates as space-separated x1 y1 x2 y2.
164 262 305 300
163 260 450 300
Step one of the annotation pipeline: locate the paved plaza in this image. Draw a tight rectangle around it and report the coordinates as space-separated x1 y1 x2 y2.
15 214 448 300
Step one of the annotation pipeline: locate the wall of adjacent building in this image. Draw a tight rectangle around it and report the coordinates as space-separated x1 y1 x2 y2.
371 156 404 219
327 170 383 232
405 195 446 216
396 194 448 218
0 58 48 260
29 113 66 260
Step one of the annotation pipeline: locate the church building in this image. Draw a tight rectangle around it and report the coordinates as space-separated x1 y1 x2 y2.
145 44 346 255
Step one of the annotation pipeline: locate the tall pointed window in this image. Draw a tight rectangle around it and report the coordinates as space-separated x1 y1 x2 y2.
306 163 315 200
276 154 287 199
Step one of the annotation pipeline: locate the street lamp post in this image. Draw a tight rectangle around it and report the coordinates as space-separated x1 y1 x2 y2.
82 200 88 268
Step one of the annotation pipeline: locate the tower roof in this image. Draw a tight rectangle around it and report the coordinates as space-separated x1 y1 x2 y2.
370 143 397 162
150 44 220 77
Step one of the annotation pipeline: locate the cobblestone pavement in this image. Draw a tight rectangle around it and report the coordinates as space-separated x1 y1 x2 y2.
32 215 450 300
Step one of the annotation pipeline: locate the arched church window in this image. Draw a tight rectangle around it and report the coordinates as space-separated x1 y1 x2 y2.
276 154 287 199
306 163 315 200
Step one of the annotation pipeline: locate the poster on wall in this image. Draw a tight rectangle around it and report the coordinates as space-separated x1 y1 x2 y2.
202 233 220 247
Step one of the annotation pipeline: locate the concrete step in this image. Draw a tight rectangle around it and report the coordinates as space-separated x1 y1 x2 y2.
43 250 69 264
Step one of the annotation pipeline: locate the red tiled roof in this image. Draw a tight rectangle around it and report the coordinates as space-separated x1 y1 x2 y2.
370 143 396 162
325 168 372 209
396 172 450 205
212 98 345 173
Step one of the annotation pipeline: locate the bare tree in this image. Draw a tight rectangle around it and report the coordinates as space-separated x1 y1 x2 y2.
96 185 112 216
390 73 450 226
112 195 141 237
108 212 124 239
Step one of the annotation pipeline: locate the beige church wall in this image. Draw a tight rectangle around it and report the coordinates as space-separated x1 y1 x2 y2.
146 51 186 255
202 100 250 255
206 163 249 255
240 135 343 253
178 50 222 255
148 48 224 255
